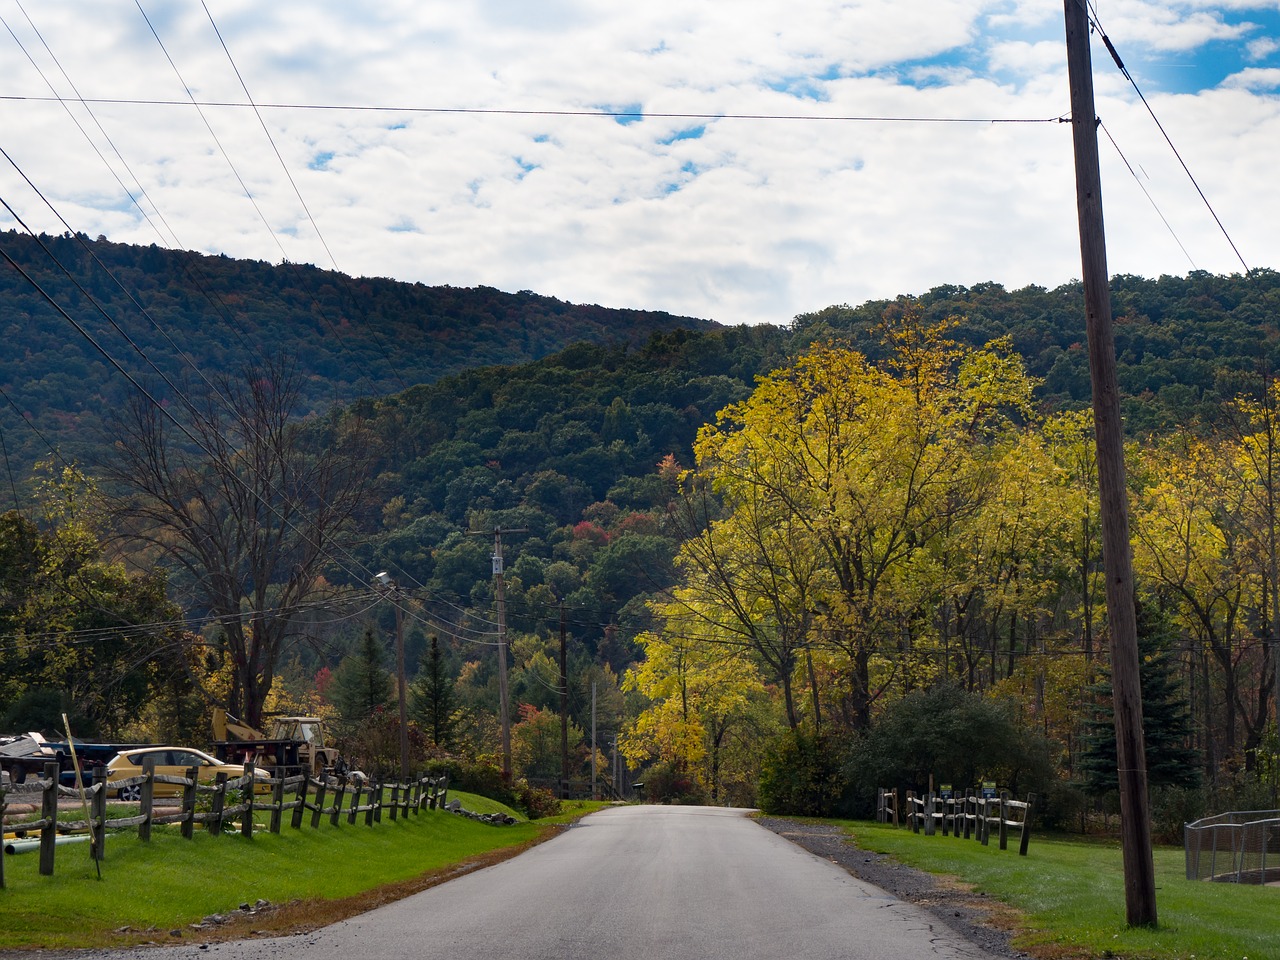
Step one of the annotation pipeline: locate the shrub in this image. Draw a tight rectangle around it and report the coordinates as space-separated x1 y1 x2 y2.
422 756 518 808
639 761 709 805
757 730 855 817
843 684 1054 814
514 781 562 820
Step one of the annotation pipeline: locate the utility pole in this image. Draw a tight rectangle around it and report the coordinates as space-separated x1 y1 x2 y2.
468 526 525 780
1063 0 1157 927
560 600 570 799
375 572 410 780
591 680 598 801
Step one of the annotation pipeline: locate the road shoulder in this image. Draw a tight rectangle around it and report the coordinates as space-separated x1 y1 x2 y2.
753 816 1031 960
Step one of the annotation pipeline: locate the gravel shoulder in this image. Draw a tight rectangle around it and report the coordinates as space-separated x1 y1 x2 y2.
754 816 1033 960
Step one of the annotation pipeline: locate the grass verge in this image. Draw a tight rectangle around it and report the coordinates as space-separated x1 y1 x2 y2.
843 820 1279 960
0 792 607 951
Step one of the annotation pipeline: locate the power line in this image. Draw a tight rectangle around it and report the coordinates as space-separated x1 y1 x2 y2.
1083 0 1250 275
0 94 1065 125
1099 121 1197 271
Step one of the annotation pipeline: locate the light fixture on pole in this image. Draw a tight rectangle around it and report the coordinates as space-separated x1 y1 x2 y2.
375 571 411 780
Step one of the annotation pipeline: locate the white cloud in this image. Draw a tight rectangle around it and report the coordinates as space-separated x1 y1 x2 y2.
1220 65 1280 85
1246 35 1280 58
0 0 1274 328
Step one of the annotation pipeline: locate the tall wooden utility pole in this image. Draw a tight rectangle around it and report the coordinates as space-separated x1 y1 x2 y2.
375 572 411 780
560 600 570 799
1063 0 1157 927
469 526 525 779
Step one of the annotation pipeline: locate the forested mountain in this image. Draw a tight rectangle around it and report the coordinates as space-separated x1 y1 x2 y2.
794 270 1280 433
0 229 715 468
6 231 1280 819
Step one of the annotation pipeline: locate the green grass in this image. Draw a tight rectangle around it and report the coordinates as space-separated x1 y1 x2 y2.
843 820 1280 960
0 790 542 951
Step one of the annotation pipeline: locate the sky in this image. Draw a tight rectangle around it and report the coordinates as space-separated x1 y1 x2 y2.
0 0 1277 327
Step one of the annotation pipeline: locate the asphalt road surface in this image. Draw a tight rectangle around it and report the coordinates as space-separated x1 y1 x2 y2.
91 805 1004 960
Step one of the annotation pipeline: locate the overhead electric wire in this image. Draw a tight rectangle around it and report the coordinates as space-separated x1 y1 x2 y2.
1 12 416 606
196 1 413 396
0 93 1064 125
1082 0 1250 274
0 380 73 480
1099 121 1197 270
0 159 241 428
3 4 179 250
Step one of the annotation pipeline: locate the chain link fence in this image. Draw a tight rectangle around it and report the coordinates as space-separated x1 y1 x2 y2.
1185 810 1280 883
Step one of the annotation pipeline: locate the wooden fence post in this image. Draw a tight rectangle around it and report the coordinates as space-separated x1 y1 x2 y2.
139 756 156 843
999 791 1010 851
91 767 108 860
330 777 346 828
374 780 383 823
269 775 284 835
924 792 936 836
0 782 7 888
209 773 228 836
348 779 363 825
291 774 309 830
311 778 327 829
365 780 377 826
181 766 197 840
980 797 991 846
241 762 256 838
389 783 399 822
1019 794 1036 856
40 761 59 876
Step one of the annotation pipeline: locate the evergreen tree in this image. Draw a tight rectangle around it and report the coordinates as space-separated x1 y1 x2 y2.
330 627 393 722
1080 597 1202 793
410 635 458 749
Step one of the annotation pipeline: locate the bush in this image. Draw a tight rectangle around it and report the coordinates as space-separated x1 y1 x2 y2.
1040 779 1088 832
1150 785 1206 844
422 756 518 808
757 730 855 817
514 781 562 820
639 761 709 805
843 684 1055 815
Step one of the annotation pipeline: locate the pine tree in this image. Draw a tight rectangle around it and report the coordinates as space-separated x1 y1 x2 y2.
1080 597 1202 792
330 627 393 722
410 635 458 749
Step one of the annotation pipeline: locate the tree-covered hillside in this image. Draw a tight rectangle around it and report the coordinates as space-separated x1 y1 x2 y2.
0 229 715 468
794 269 1280 433
6 236 1280 815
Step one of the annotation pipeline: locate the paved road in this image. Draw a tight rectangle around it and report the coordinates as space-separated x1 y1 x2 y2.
97 806 1002 960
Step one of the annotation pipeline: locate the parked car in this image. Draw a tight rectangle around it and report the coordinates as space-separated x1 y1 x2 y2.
106 746 272 801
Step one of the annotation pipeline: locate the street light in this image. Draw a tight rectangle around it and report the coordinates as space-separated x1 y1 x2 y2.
375 571 410 780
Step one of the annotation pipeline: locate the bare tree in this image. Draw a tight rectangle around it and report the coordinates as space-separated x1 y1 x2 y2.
104 357 368 728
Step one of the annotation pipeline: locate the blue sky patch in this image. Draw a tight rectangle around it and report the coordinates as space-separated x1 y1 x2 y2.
765 75 831 101
309 151 334 171
660 125 705 145
514 156 537 180
597 102 644 125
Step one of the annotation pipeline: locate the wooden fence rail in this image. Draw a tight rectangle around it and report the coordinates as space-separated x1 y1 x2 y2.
879 785 1035 855
0 761 450 885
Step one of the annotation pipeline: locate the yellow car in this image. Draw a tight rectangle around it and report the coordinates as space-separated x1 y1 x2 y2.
106 746 272 801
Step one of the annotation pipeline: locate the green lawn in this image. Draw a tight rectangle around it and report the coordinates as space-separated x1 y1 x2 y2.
0 793 607 951
845 820 1279 960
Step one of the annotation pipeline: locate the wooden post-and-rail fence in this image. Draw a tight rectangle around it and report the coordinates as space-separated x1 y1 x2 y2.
878 786 1035 855
0 760 450 885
